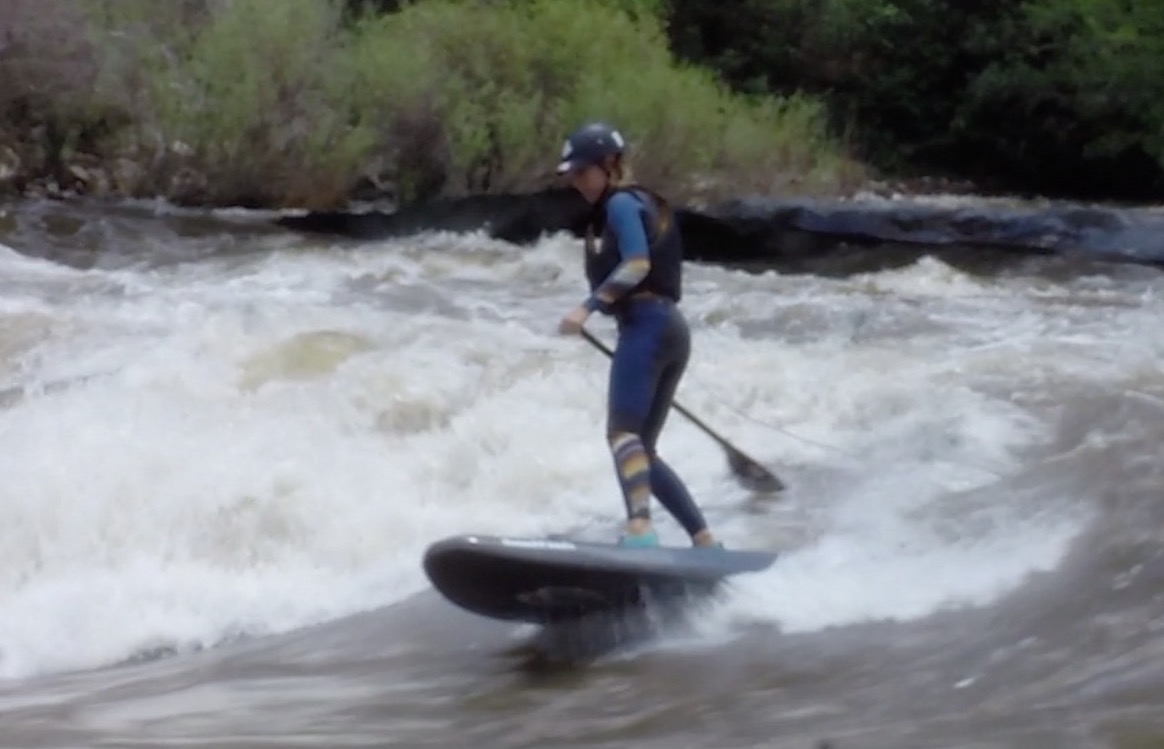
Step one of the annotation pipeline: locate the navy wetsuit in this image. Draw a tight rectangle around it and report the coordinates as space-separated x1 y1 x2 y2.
581 186 709 538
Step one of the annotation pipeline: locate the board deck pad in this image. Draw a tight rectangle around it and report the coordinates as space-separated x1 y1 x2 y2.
423 534 778 624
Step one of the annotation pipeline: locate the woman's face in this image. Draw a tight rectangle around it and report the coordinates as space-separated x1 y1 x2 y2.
569 164 609 203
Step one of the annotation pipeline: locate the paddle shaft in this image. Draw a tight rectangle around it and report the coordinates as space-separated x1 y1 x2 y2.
578 328 784 492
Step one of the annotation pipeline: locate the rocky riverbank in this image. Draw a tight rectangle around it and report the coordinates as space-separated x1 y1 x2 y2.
0 134 213 206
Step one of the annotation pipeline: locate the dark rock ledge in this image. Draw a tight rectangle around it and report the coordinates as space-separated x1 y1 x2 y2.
275 188 1164 276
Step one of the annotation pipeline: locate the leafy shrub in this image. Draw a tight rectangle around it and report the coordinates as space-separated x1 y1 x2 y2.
662 0 1164 200
2 0 861 208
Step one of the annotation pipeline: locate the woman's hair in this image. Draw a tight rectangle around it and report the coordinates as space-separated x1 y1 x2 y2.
607 155 634 188
606 154 673 237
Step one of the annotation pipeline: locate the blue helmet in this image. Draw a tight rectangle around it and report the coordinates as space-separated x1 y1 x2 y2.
556 121 627 175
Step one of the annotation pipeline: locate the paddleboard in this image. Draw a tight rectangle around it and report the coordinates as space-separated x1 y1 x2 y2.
422 534 778 624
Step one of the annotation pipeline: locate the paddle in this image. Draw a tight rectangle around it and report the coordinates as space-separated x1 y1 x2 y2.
579 328 786 494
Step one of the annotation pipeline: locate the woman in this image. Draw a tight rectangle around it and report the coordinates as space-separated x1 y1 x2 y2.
555 121 721 549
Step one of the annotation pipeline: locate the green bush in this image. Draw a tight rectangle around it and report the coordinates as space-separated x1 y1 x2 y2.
662 0 1164 200
2 0 861 209
0 0 125 189
331 0 862 205
954 0 1164 198
81 0 375 207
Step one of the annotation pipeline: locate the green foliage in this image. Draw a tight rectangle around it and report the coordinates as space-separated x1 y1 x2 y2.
81 0 375 206
662 0 1164 200
11 0 1164 204
955 0 1164 196
3 0 860 208
0 0 124 182
341 0 860 204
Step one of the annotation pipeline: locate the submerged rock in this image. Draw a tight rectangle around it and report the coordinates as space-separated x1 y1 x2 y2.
0 146 21 189
276 188 591 246
274 188 1164 275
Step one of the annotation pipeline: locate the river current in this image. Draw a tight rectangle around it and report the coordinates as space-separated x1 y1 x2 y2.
0 198 1161 748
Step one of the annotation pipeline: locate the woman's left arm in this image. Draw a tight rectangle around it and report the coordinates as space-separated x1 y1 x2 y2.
582 192 651 312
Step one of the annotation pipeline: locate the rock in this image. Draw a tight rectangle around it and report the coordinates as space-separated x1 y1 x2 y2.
63 153 111 196
0 146 21 186
111 157 144 194
275 188 1164 275
277 187 591 246
711 195 1164 265
168 166 210 203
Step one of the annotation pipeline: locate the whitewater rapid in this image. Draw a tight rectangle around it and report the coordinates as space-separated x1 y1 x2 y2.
0 223 1155 682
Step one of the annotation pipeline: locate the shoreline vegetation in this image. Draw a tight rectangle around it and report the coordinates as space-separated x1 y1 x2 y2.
0 0 869 212
3 0 1161 212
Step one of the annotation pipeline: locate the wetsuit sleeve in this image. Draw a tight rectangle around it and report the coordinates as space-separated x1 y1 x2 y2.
584 192 651 312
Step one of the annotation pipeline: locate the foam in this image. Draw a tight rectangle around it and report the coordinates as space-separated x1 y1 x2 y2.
2 230 1154 679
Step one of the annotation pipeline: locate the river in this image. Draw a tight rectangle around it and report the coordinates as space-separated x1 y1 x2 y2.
0 197 1161 748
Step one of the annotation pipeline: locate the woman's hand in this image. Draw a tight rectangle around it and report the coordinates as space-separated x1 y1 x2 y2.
558 304 592 335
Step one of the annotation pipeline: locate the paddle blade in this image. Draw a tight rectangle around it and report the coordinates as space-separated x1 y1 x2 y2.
727 446 785 493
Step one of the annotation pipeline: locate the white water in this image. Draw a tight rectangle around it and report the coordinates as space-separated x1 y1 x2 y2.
2 228 1156 681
